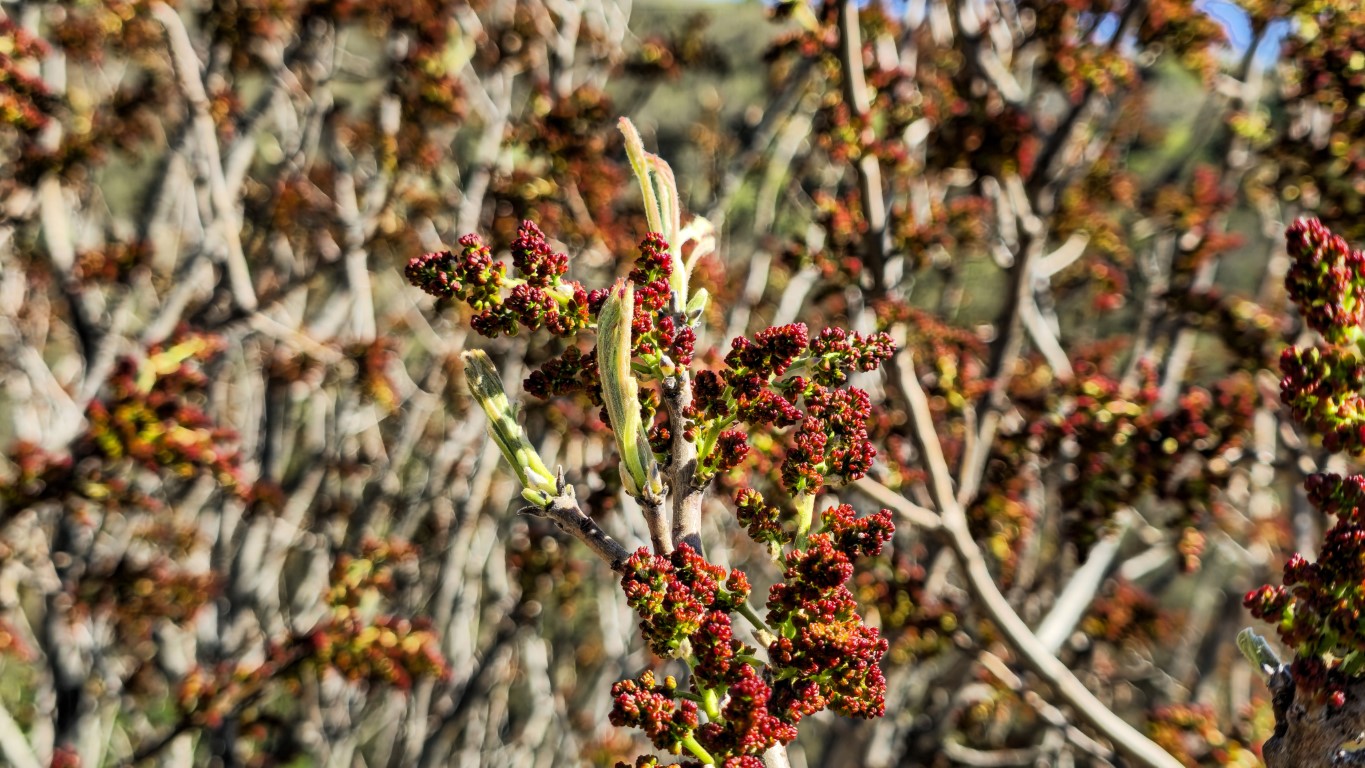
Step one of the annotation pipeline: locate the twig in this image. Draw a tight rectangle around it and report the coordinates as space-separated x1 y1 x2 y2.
532 493 630 572
893 333 1183 768
837 0 888 293
942 735 1041 767
1032 513 1133 654
152 2 257 313
666 372 706 554
976 651 1116 764
850 477 943 532
0 699 41 768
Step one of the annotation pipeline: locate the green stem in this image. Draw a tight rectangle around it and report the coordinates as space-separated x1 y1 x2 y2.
793 492 815 547
682 735 716 765
695 412 739 473
700 685 722 721
737 601 771 634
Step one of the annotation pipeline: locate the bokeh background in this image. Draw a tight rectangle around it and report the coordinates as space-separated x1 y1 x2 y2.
0 0 1359 766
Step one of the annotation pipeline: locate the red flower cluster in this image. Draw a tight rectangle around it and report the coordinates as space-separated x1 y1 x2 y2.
613 544 813 764
411 210 901 764
1249 220 1365 698
1082 581 1172 648
1277 219 1365 455
806 328 898 387
610 671 702 755
75 559 217 642
854 549 961 664
766 504 893 720
627 234 696 371
1 333 250 530
734 487 791 550
86 341 243 487
781 384 878 495
424 227 696 409
619 543 750 659
1246 517 1365 672
697 667 798 755
405 221 597 338
689 323 894 488
312 537 449 689
1280 345 1365 454
1146 703 1258 768
0 19 55 134
308 615 448 690
1284 217 1365 344
1017 358 1254 555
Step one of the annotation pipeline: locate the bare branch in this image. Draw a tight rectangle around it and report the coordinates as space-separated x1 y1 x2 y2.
893 332 1183 768
151 2 257 313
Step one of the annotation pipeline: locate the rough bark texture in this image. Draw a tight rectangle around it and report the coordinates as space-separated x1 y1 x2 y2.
1263 668 1365 768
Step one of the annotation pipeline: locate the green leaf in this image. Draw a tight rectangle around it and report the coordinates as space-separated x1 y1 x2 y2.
462 350 557 504
597 280 663 501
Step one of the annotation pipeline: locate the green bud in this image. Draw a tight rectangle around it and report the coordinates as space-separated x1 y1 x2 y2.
685 287 709 325
462 350 558 503
522 487 551 507
597 280 664 503
1236 627 1280 678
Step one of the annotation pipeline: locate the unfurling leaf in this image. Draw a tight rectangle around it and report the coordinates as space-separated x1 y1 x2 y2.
597 279 664 503
462 350 558 506
1236 627 1280 678
619 117 688 308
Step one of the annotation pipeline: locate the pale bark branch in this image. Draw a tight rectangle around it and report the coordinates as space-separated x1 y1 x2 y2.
152 2 257 313
893 330 1183 768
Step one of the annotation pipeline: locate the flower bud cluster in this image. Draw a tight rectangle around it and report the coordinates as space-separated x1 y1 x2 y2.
308 615 449 690
412 200 901 764
1280 345 1365 453
689 322 894 488
619 543 750 659
734 487 791 551
0 19 55 134
71 239 153 286
1246 516 1365 674
313 537 449 689
1145 703 1260 768
405 221 598 338
1262 5 1365 244
611 501 894 765
890 196 993 272
1172 288 1283 370
609 671 702 755
76 560 217 643
516 232 695 408
613 546 802 764
854 549 960 664
1249 220 1365 697
1284 217 1365 344
627 233 696 371
174 537 449 740
697 666 799 756
766 504 893 720
84 337 244 489
1081 581 1171 648
2 334 248 524
1016 358 1254 557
